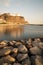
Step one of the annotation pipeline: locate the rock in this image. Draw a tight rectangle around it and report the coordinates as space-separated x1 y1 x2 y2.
13 48 18 54
22 58 31 65
29 46 41 55
11 48 18 57
13 63 21 65
11 53 17 58
38 42 43 49
0 13 29 24
32 42 39 47
26 38 33 49
2 63 11 65
31 55 43 65
18 45 28 53
14 42 22 47
2 63 9 65
0 45 7 49
12 41 17 44
26 42 33 49
34 38 41 43
0 41 7 45
0 59 4 65
4 46 13 50
31 56 36 65
35 55 43 65
27 38 32 43
32 39 43 53
0 39 43 65
0 41 7 48
7 42 13 46
33 38 41 47
20 40 25 43
17 53 28 62
8 41 16 46
20 40 26 45
0 47 11 56
3 55 15 63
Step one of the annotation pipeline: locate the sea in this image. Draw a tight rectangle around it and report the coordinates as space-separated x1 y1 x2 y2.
0 24 43 40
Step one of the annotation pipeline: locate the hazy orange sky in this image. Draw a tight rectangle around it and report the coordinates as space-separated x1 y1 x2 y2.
0 0 43 24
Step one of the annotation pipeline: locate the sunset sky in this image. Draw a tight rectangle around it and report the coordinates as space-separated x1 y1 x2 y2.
0 0 43 24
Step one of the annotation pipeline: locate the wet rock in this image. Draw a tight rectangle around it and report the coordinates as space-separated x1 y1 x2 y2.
32 42 39 47
3 55 15 63
26 38 33 49
29 46 41 55
38 42 43 49
13 63 21 65
18 45 28 53
33 38 41 47
27 38 32 43
20 40 25 43
8 41 16 46
17 53 28 62
0 41 7 48
7 42 13 46
0 45 7 49
4 46 13 50
12 41 17 44
2 63 11 65
35 55 43 65
34 38 41 43
14 42 22 47
11 48 18 57
0 41 7 45
2 63 8 65
20 40 26 45
31 56 36 65
0 59 4 65
11 53 17 58
0 47 11 56
0 39 43 65
13 48 18 54
22 58 31 65
26 42 33 49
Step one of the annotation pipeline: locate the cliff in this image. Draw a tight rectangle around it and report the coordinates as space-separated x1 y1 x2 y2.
0 13 29 24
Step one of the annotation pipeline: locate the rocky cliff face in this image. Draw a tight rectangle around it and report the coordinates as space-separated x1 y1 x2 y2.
0 13 29 24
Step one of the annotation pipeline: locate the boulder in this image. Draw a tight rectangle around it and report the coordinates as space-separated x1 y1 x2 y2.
22 58 31 65
3 55 15 63
17 53 28 62
0 47 12 56
18 44 28 53
29 46 41 55
13 63 21 65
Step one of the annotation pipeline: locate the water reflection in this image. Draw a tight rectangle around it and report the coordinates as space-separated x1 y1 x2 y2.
1 25 24 38
0 24 43 40
10 25 24 38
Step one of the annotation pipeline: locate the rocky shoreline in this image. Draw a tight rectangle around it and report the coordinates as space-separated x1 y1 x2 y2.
0 38 43 65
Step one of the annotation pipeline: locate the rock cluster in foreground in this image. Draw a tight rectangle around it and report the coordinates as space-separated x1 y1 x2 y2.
0 38 43 65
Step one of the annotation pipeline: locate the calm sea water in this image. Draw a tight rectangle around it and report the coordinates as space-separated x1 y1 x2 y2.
0 24 43 40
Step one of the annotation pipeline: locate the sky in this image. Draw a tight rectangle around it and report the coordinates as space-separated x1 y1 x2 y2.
0 0 43 24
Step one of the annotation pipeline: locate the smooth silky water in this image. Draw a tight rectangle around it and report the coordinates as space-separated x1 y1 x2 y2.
0 24 43 40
